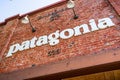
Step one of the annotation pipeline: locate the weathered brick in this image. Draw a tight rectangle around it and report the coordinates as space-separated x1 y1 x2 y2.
0 0 120 73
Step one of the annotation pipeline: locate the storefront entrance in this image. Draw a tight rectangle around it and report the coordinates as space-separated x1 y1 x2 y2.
26 69 120 80
63 69 120 80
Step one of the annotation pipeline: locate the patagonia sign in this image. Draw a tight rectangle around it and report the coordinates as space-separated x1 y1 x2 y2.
6 17 115 57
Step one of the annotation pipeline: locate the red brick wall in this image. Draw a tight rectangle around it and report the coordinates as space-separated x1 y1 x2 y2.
0 0 120 73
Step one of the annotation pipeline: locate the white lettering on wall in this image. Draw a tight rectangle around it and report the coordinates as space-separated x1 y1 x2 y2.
98 18 115 29
36 35 48 46
19 40 30 51
89 19 99 31
6 44 20 57
30 37 37 48
6 17 115 57
48 30 60 46
60 29 74 39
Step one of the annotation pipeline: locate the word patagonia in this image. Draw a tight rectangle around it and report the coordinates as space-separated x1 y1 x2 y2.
6 17 115 57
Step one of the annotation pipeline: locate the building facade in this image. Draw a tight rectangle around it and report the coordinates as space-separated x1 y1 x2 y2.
0 0 120 80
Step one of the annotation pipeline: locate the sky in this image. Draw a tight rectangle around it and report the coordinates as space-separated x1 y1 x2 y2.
0 0 60 22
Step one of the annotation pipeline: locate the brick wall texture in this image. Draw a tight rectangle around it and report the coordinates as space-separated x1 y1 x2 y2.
0 0 120 73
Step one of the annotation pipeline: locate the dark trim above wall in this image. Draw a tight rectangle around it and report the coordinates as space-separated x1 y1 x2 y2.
25 61 120 80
